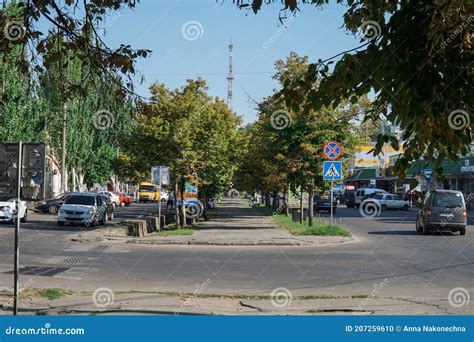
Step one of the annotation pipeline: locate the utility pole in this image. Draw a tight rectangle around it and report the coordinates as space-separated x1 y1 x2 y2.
61 104 67 193
226 38 234 111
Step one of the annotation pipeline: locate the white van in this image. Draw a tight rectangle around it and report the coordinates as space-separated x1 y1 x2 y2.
354 188 388 207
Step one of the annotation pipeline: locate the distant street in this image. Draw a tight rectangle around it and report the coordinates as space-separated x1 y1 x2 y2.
0 199 472 314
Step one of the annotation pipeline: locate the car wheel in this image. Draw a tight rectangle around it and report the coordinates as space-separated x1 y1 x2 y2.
415 218 421 233
460 228 466 236
403 204 409 211
58 221 64 226
120 201 126 207
381 204 387 211
49 205 59 215
20 211 27 223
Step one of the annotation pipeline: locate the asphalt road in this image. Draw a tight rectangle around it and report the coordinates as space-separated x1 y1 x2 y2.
0 201 472 313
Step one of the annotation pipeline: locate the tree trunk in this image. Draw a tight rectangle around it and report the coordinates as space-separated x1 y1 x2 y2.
71 167 77 192
180 177 186 226
299 187 304 224
284 185 289 217
78 173 85 192
174 180 181 229
308 186 314 227
272 190 278 210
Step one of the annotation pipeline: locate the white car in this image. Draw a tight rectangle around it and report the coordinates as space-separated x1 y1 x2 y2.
98 191 120 207
371 194 410 211
58 193 106 226
0 199 28 223
355 188 388 207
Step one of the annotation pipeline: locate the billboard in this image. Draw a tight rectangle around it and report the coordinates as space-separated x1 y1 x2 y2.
0 142 46 201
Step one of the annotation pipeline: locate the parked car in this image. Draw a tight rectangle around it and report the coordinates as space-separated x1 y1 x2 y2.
114 192 132 207
313 195 337 214
368 194 410 211
0 199 28 223
416 190 467 235
98 191 120 207
354 188 388 208
98 194 115 221
58 193 107 226
35 193 69 214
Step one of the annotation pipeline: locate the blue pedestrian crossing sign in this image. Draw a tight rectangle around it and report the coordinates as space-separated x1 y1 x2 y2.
323 161 342 181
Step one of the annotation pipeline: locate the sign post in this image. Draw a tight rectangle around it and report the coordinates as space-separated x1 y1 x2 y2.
152 166 170 230
323 161 343 224
13 141 22 315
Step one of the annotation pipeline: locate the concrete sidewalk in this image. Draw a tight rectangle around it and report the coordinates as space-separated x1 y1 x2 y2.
73 198 354 246
0 289 458 316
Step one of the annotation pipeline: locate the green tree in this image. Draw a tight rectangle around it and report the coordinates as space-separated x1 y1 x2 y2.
118 79 242 227
232 0 472 180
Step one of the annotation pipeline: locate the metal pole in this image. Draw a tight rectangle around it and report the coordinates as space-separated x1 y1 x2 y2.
330 180 334 225
61 104 67 193
158 167 162 231
13 141 22 315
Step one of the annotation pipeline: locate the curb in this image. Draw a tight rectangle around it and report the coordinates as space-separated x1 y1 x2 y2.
71 236 355 247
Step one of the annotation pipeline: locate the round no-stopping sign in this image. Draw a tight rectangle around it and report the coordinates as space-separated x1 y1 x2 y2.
323 141 342 160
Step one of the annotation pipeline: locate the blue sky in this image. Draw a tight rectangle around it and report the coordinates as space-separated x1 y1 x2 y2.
102 0 360 123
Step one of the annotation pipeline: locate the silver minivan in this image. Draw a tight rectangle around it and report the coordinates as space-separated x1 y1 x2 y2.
416 190 467 235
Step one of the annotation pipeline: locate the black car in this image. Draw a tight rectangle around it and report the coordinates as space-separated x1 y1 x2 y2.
314 195 337 214
35 193 69 214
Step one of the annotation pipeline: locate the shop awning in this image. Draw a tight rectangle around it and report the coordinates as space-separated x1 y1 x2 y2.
345 168 376 181
405 156 474 177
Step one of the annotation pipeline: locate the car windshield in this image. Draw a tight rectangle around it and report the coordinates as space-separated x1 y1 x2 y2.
373 195 384 199
433 192 463 207
140 186 155 192
65 195 95 206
